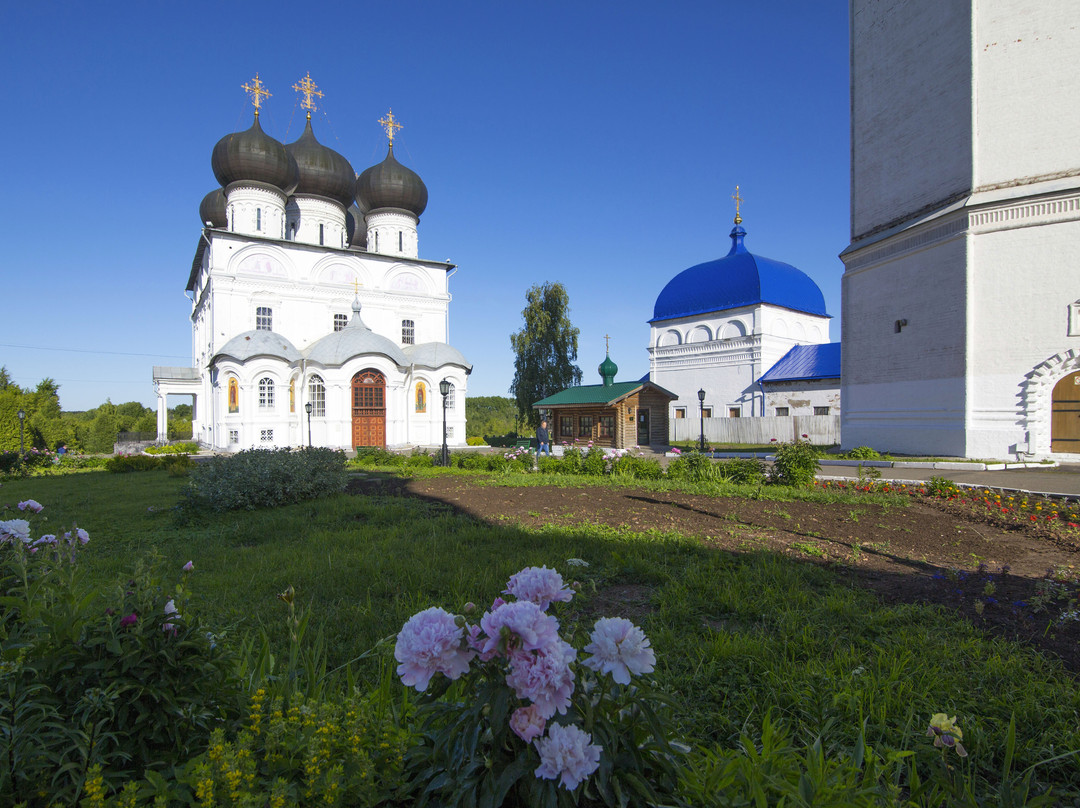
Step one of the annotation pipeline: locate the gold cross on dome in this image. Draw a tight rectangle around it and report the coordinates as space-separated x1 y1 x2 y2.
604 334 611 352
732 185 744 225
378 109 403 145
292 72 324 117
241 74 271 114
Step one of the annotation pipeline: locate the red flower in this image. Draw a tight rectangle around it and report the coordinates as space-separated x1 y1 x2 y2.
120 613 138 627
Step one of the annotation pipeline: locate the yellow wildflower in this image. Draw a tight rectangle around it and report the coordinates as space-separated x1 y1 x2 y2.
927 713 968 757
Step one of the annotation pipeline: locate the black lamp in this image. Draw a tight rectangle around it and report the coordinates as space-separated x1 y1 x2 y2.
17 409 25 456
439 379 451 467
304 401 313 447
696 389 706 453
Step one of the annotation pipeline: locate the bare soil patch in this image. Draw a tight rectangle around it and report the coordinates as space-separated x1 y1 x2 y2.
346 474 1080 672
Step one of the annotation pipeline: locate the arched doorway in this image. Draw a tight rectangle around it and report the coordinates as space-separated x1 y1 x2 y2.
351 369 386 449
1051 371 1080 453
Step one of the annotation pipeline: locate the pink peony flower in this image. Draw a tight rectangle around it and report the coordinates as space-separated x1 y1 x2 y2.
504 566 574 610
17 500 43 513
394 606 475 692
534 723 601 790
163 599 179 633
506 640 576 719
120 613 138 628
509 704 547 742
183 560 194 572
478 600 560 658
0 519 31 544
582 617 656 685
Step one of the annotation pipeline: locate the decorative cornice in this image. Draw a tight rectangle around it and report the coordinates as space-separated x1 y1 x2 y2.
843 189 1080 273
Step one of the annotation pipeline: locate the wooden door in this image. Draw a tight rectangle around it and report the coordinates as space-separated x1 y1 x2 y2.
1051 371 1080 453
636 408 650 445
351 370 386 449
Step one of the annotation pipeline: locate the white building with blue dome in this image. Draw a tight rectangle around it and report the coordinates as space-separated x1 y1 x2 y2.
649 216 838 431
153 79 470 451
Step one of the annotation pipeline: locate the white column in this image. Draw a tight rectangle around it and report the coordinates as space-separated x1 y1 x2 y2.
156 394 168 443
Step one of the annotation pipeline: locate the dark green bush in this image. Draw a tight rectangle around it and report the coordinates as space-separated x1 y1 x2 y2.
844 445 882 460
768 439 821 487
537 455 561 474
144 442 199 455
105 454 162 473
181 447 347 513
349 447 404 467
716 457 766 485
581 448 608 476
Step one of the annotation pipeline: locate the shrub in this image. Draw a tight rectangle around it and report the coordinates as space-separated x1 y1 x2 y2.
716 457 766 485
466 436 486 446
537 455 561 475
610 453 664 480
927 476 957 497
349 447 403 467
143 442 199 455
181 447 347 513
0 505 242 804
844 445 882 460
667 451 715 482
105 454 162 473
454 452 492 471
580 447 607 476
484 432 520 448
768 438 821 487
558 446 583 475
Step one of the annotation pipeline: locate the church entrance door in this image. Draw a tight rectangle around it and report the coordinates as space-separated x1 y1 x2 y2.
351 369 386 449
1051 371 1080 453
636 408 650 445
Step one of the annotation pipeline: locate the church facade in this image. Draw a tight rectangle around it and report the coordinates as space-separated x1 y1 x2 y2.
648 214 837 431
842 1 1080 458
154 77 470 451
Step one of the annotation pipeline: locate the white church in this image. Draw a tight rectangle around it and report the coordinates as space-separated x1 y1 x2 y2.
648 204 839 429
842 0 1080 459
153 76 471 451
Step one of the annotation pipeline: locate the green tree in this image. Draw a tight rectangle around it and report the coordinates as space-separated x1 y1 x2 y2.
465 396 522 439
509 282 582 429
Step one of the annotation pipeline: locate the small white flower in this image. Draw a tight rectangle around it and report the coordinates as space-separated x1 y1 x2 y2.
566 558 589 568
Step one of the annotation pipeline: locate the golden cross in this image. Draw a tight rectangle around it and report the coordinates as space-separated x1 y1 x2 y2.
732 185 744 225
354 279 359 294
241 74 271 114
604 334 611 352
378 109 403 145
292 72 324 118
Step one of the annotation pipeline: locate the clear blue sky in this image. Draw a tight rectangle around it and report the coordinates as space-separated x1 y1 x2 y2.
3 1 849 412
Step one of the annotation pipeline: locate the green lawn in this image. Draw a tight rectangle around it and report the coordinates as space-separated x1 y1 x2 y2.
5 469 1080 804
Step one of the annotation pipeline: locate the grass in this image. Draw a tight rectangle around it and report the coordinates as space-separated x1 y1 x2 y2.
5 468 1080 801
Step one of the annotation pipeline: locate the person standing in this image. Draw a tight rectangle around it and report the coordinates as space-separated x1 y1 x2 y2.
536 419 551 457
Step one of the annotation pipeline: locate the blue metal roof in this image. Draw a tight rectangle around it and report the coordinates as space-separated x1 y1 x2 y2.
651 225 829 322
759 343 841 384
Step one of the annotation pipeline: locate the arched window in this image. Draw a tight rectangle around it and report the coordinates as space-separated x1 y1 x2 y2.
228 377 239 413
259 377 275 408
398 231 403 252
319 223 324 245
309 375 326 417
443 382 456 410
256 208 262 231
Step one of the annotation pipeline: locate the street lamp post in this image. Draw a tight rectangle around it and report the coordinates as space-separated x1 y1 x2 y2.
697 389 706 453
17 409 25 456
304 402 313 448
439 379 451 467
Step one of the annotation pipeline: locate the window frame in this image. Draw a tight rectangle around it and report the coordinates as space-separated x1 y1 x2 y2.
599 415 615 438
309 375 326 417
255 306 273 332
775 407 790 417
333 313 348 332
578 415 593 438
560 416 574 438
258 377 275 409
814 406 831 416
402 319 415 345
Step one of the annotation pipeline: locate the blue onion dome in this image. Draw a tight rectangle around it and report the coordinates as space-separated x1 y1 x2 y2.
199 188 227 227
346 204 367 248
598 353 618 385
211 113 299 194
285 117 356 207
651 224 828 322
355 145 428 216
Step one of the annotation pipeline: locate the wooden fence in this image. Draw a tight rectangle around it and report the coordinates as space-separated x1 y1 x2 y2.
671 415 841 446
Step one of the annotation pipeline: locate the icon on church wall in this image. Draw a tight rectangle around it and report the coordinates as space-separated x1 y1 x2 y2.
228 377 239 413
415 382 426 413
290 379 296 413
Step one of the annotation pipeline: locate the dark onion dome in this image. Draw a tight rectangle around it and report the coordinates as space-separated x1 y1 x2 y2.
651 224 829 322
598 353 618 385
199 188 227 227
211 113 299 194
355 145 428 216
346 204 367 248
285 117 356 207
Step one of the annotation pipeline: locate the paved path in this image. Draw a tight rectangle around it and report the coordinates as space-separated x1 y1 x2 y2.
819 463 1080 497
